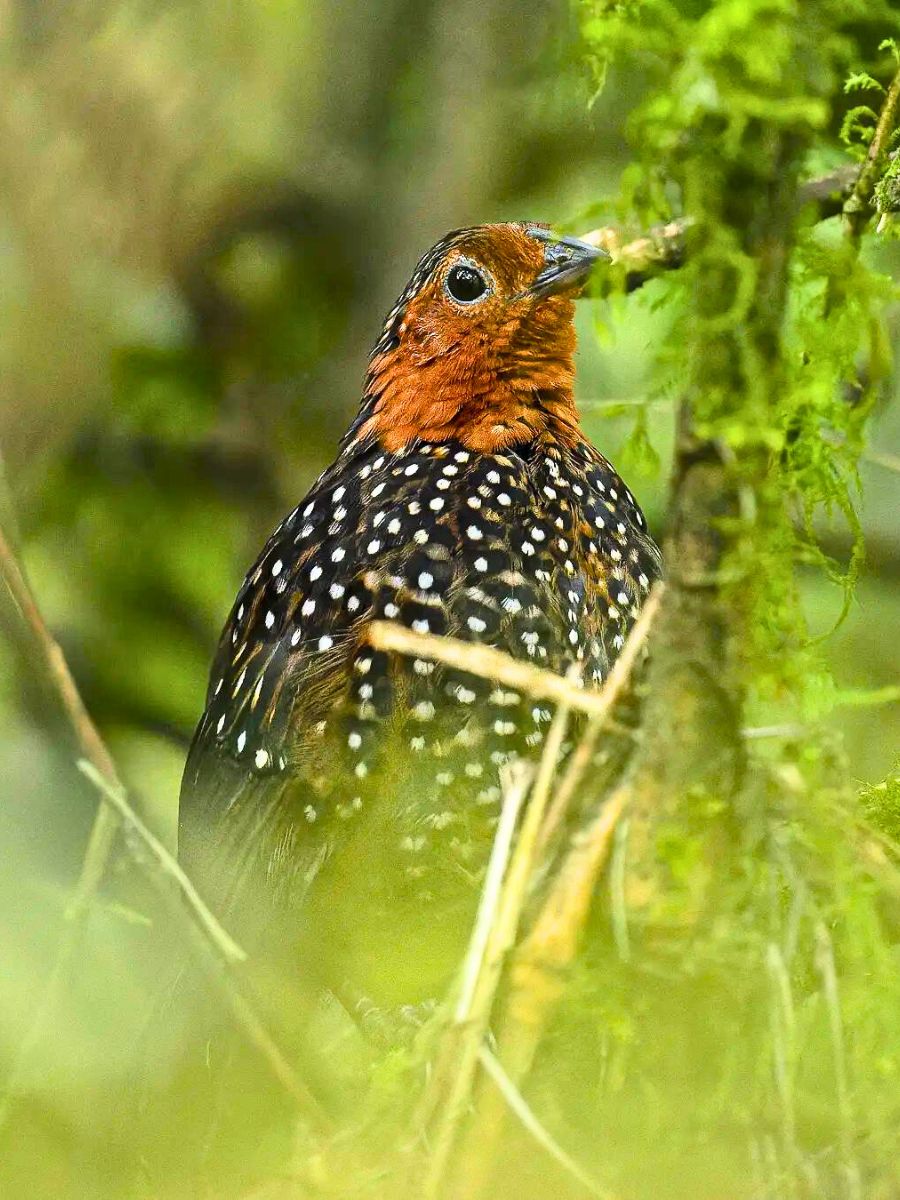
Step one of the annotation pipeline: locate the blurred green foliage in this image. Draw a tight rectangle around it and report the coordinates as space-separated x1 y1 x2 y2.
0 1 898 1198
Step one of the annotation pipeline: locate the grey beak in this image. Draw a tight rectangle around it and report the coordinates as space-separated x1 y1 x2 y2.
526 230 610 297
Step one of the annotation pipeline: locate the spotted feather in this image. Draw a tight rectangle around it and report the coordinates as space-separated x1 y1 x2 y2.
179 222 662 998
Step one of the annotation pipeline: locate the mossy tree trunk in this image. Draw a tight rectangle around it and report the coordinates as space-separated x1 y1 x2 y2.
625 124 806 926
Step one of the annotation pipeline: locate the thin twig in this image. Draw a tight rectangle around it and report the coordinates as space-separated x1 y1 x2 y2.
416 589 663 1198
743 723 809 740
767 941 800 1195
577 396 673 411
0 520 327 1131
0 524 121 915
502 782 631 1072
368 603 663 719
814 922 861 1200
76 761 246 964
580 218 691 291
0 450 22 558
459 598 656 1190
455 762 533 1023
407 762 534 1151
76 761 329 1127
609 817 631 962
478 1045 618 1200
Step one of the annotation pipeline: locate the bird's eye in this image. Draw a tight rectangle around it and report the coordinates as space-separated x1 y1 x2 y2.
445 263 489 305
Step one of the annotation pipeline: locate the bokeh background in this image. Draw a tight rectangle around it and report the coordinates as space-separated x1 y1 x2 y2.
0 3 897 1198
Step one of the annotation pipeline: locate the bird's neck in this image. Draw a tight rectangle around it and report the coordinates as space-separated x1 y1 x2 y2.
352 339 582 455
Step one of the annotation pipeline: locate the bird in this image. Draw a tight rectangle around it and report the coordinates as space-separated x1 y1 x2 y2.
179 222 662 1013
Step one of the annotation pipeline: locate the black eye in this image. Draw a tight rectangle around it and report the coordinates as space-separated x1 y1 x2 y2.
445 263 489 304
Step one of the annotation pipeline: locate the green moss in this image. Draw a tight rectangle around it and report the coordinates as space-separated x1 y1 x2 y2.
569 3 900 1196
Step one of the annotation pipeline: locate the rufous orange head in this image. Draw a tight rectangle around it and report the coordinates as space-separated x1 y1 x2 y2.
350 223 607 455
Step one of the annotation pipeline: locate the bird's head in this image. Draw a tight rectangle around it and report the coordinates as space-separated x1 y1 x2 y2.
351 223 607 455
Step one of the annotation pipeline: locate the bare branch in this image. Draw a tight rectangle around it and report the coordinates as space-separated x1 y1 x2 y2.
580 218 691 291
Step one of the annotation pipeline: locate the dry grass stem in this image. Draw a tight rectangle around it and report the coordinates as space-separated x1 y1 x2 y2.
455 762 533 1023
766 941 799 1183
0 524 121 915
445 593 663 1195
814 922 860 1196
419 693 574 1200
411 762 533 1139
412 588 663 1197
451 783 632 1199
506 782 631 1051
535 585 663 858
478 1045 617 1200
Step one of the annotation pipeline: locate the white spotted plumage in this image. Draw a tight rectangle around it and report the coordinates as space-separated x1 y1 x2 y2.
184 332 660 923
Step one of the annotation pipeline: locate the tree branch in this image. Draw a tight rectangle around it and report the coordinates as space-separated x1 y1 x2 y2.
574 150 899 299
